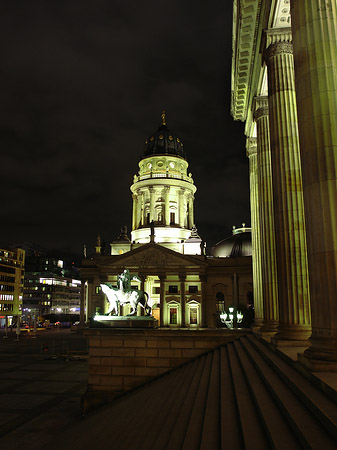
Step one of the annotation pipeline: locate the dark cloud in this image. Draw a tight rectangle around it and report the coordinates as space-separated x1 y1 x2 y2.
0 0 248 254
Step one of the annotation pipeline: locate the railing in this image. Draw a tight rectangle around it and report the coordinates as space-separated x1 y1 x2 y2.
135 172 194 183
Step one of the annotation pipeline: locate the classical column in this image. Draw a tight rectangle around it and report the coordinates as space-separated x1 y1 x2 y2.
87 280 94 319
139 191 145 227
179 189 185 227
80 281 86 325
246 137 264 330
164 187 170 226
138 274 146 316
188 195 194 228
291 1 337 365
200 274 207 327
264 29 311 342
159 274 166 327
132 193 137 230
232 272 239 328
179 273 186 327
149 188 155 222
254 97 279 334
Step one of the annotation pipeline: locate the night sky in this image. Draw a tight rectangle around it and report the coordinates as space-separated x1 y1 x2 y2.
1 0 248 256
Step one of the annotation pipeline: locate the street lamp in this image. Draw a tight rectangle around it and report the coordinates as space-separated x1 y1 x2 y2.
220 306 243 329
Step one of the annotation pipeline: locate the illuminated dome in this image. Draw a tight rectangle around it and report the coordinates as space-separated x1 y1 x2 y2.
142 110 186 160
212 224 252 258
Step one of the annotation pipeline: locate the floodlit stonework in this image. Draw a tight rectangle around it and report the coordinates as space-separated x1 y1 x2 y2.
232 0 337 366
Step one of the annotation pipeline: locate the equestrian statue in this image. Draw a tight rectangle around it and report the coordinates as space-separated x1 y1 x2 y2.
100 269 151 316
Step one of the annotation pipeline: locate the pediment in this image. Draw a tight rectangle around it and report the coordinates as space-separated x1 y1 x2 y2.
98 243 205 269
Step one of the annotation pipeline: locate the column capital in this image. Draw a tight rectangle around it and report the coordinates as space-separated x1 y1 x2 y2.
263 28 293 64
246 137 257 158
253 96 269 121
179 272 186 282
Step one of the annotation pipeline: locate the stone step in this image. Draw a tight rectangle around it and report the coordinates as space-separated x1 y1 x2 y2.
219 345 243 449
118 360 192 450
165 354 211 450
181 352 214 449
227 342 270 449
233 339 302 449
240 336 337 449
147 358 204 450
246 334 337 441
200 348 221 449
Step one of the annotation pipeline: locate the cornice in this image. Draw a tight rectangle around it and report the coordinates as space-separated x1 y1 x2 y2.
231 0 263 122
231 1 291 123
246 137 258 158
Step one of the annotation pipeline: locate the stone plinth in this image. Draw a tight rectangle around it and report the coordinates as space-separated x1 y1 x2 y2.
82 328 246 413
91 315 158 329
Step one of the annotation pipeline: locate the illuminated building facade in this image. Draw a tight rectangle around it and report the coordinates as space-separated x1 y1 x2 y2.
0 247 25 327
23 256 81 318
81 114 253 328
232 0 337 368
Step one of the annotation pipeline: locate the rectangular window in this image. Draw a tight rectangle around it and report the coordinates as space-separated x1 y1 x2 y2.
95 286 101 294
152 287 160 295
188 285 198 294
216 301 225 313
190 307 198 325
170 308 177 325
168 285 178 294
170 212 175 224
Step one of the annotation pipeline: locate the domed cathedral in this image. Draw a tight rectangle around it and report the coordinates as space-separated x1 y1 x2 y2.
80 113 253 329
130 111 197 251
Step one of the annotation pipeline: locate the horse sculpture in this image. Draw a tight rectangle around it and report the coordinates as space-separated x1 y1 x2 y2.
100 283 151 316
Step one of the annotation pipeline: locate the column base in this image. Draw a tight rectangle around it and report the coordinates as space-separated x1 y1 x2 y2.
259 319 279 336
298 353 337 372
272 324 311 346
301 337 337 367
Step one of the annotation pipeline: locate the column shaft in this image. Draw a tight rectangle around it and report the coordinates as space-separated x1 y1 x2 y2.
246 138 264 329
159 275 166 327
149 188 155 222
254 98 279 333
164 188 170 226
188 196 194 228
179 190 185 227
132 194 137 230
265 30 311 341
179 273 186 327
291 1 337 363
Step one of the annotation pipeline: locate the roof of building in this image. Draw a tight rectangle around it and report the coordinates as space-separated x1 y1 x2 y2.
212 225 252 258
142 110 186 160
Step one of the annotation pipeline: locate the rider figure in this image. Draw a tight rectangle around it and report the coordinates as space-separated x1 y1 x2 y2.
118 269 140 293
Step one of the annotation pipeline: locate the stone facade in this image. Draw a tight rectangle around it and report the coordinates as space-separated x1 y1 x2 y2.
232 0 337 367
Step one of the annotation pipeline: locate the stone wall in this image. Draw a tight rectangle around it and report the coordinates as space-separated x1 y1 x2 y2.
82 328 246 412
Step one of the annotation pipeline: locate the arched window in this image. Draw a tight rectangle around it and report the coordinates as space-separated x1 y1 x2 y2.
215 291 225 313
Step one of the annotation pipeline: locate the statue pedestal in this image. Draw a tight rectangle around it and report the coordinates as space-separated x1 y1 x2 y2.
91 315 158 329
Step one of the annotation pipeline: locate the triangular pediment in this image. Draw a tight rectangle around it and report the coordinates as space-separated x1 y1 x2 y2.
97 243 206 269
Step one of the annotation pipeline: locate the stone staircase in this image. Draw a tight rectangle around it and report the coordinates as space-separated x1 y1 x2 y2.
48 334 337 450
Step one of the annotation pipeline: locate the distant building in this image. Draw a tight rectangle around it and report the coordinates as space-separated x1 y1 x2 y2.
81 113 253 328
0 247 25 327
23 256 81 319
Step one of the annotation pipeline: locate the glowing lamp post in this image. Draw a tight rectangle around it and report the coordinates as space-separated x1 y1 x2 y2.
220 306 243 329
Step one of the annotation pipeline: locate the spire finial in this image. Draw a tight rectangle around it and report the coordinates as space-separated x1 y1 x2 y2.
161 110 166 126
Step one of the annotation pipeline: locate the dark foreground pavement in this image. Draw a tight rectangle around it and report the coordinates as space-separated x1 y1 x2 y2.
0 328 88 449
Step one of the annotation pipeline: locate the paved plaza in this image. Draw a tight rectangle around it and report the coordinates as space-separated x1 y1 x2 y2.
0 328 88 449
